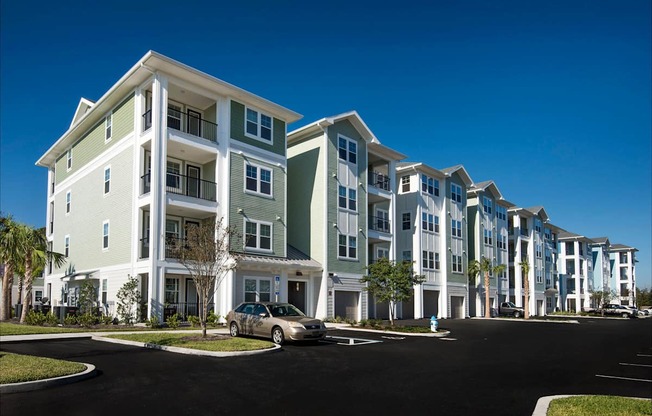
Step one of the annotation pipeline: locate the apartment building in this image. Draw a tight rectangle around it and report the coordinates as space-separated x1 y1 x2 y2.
394 163 473 319
507 206 551 316
466 181 513 317
543 223 561 313
590 237 611 308
36 51 329 321
610 244 638 307
557 230 594 312
287 111 405 321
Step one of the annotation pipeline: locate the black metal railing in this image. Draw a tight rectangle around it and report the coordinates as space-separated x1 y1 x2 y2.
368 216 391 233
140 172 217 202
368 171 390 191
142 108 218 143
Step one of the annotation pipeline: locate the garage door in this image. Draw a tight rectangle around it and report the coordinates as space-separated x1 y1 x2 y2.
450 296 465 319
423 291 439 318
335 291 359 320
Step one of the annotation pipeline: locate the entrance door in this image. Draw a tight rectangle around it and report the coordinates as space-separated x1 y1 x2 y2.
335 291 359 320
288 281 307 313
186 279 198 318
424 290 439 318
450 296 465 319
186 165 201 198
187 109 202 137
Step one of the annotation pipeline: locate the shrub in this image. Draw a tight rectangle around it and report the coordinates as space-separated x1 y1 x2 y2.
116 275 141 325
187 315 200 327
44 312 59 325
101 315 114 325
25 310 47 326
64 314 78 326
146 315 160 328
207 311 220 327
166 313 180 329
78 313 98 328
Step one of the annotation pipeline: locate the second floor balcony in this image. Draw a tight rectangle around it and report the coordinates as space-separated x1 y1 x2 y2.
141 172 217 202
368 215 391 234
368 171 390 192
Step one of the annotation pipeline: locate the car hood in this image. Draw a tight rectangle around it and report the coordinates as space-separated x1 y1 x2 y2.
277 316 323 325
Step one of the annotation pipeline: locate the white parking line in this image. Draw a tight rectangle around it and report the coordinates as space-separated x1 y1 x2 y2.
620 363 652 368
596 374 652 383
637 354 652 357
324 336 383 346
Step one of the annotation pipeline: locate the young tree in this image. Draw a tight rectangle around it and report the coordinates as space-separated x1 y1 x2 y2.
0 215 20 320
171 217 241 337
18 225 66 323
117 275 141 325
590 288 616 316
78 280 98 315
519 257 531 319
468 257 507 318
361 257 425 326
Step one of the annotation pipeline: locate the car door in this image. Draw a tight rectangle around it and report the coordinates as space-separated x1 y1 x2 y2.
252 303 273 337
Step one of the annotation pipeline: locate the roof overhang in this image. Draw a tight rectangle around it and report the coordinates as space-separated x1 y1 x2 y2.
396 162 446 178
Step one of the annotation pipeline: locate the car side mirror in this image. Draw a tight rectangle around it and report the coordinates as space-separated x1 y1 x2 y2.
259 313 269 318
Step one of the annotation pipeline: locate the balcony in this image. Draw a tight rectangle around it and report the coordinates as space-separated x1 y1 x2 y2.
139 237 189 260
140 173 217 202
368 171 390 191
369 216 391 234
520 228 529 236
142 108 218 143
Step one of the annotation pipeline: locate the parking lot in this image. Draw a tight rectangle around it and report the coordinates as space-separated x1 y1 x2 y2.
1 318 650 416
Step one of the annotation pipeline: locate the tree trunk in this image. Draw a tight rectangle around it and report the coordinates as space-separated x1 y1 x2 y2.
524 277 530 320
389 301 395 326
1 263 14 320
484 271 491 318
20 256 33 323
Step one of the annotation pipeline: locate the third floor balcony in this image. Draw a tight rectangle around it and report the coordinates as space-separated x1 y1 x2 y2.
141 172 217 202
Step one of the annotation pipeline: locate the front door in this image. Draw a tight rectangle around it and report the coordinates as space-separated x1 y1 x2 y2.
187 109 202 137
186 165 201 198
186 279 198 318
288 281 307 313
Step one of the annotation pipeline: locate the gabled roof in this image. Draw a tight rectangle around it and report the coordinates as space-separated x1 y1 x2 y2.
396 162 446 179
440 164 474 187
468 180 503 200
524 206 550 221
288 110 376 143
70 98 95 128
558 230 593 243
610 244 638 252
590 237 610 246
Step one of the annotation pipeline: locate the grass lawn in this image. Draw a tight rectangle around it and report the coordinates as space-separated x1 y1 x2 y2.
0 352 87 384
0 322 224 336
106 332 275 352
547 395 652 416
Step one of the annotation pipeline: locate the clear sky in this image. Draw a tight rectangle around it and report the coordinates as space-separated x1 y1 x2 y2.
1 1 650 288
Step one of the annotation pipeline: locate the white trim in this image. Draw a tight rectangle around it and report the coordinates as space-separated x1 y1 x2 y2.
244 105 274 145
337 133 357 165
244 219 273 253
65 190 71 215
103 165 111 196
244 161 273 198
102 220 110 251
66 148 73 172
64 235 70 258
104 112 113 143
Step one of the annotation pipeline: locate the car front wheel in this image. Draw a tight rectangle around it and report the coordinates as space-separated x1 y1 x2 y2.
230 322 239 337
513 311 521 318
621 313 629 318
272 327 285 345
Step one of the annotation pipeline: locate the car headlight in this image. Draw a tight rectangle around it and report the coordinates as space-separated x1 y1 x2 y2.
287 321 305 329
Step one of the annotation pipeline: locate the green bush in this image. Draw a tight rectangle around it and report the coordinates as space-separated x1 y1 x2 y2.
101 315 114 325
146 315 160 328
77 313 98 328
187 315 200 327
207 311 220 327
166 313 180 329
64 314 78 326
25 310 47 326
44 312 59 325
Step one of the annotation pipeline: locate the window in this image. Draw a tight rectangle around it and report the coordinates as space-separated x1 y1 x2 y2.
535 219 542 233
35 290 43 302
421 174 439 196
101 279 108 305
402 212 411 230
66 191 71 214
422 251 435 270
452 220 462 238
484 229 493 245
338 234 357 259
497 235 507 250
104 167 111 195
102 221 109 250
422 213 438 233
338 186 356 211
246 107 272 142
165 278 179 304
105 114 112 142
401 176 410 193
166 161 181 190
497 205 507 221
452 254 463 273
451 184 462 203
244 278 271 302
435 252 440 270
245 164 272 196
402 251 412 261
338 136 357 164
483 197 492 214
536 244 542 258
245 220 272 251
66 149 72 171
64 235 70 257
536 270 543 284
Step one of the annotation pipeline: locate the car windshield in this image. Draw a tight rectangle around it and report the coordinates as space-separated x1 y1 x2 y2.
269 304 305 317
504 302 517 307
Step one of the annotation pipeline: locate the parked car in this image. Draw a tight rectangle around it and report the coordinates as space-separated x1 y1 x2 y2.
226 302 327 345
600 304 637 318
626 306 646 316
498 302 524 318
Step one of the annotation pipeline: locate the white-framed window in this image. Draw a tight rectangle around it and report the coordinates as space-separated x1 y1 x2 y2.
166 160 182 191
66 149 72 171
452 254 463 273
497 206 507 221
402 250 412 262
165 278 179 304
35 290 43 302
244 277 272 302
497 235 507 250
338 135 357 164
435 252 440 270
64 235 70 257
245 220 272 251
402 212 411 230
101 279 108 304
245 107 273 142
536 243 543 258
401 175 411 193
105 113 112 142
535 219 542 233
536 270 543 284
377 247 389 259
422 213 438 233
421 174 439 197
483 197 492 214
245 163 272 196
452 219 462 238
102 221 109 250
104 166 111 195
338 234 357 259
451 184 463 203
66 191 71 214
338 186 357 211
422 250 435 270
484 229 493 245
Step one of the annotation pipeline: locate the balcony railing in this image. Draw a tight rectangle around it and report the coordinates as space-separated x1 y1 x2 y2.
139 237 189 259
140 173 217 202
368 171 390 191
520 228 529 236
369 216 391 233
142 108 218 143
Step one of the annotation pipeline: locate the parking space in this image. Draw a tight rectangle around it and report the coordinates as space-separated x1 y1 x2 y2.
596 347 652 384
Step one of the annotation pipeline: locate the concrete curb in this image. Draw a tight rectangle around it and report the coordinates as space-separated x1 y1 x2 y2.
0 363 97 394
531 395 652 416
471 317 580 324
92 335 282 357
330 325 451 338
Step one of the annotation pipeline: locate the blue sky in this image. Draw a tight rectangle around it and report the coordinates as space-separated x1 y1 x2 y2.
1 1 650 288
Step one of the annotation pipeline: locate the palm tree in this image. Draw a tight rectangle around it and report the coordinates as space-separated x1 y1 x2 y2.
468 257 507 318
0 215 21 320
17 225 65 323
519 257 531 319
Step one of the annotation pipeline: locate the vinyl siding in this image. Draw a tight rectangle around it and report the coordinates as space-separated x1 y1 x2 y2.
230 101 286 157
55 93 135 184
229 152 286 257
